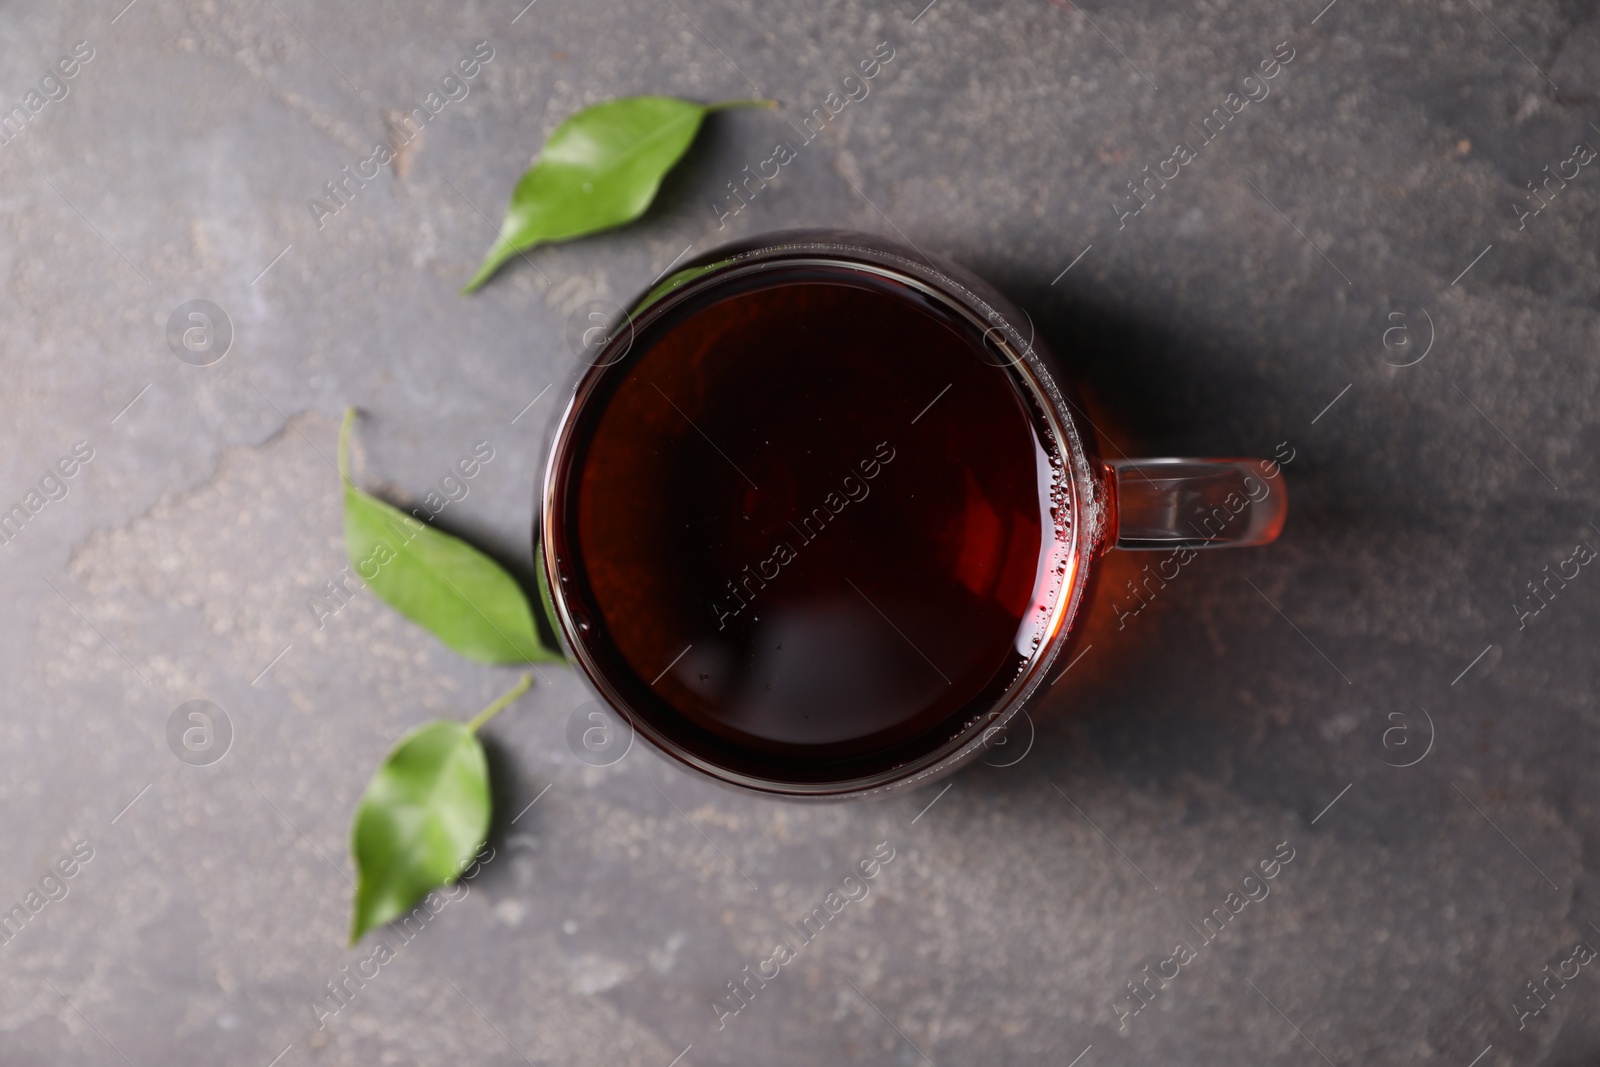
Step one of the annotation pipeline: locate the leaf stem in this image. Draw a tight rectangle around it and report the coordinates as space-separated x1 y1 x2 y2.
468 673 534 732
705 98 777 113
338 406 356 485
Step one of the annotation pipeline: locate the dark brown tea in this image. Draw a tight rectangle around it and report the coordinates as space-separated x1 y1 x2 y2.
548 263 1070 787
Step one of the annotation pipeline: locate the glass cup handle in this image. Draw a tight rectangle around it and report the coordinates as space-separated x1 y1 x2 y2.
1108 458 1288 550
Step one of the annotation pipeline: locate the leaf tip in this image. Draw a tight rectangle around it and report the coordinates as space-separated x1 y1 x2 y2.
463 251 509 294
464 235 531 293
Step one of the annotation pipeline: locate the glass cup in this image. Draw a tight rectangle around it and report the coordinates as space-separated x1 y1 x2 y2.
538 230 1286 799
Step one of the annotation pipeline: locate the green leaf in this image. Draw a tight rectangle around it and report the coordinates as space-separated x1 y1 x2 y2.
349 674 532 944
340 408 562 664
463 96 773 292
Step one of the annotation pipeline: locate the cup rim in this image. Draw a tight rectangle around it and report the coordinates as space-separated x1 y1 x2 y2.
538 230 1105 799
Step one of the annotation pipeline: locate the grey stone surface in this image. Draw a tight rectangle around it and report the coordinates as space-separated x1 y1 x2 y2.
1 0 1598 1063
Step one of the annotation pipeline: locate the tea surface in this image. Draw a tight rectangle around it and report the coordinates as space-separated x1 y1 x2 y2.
555 265 1063 784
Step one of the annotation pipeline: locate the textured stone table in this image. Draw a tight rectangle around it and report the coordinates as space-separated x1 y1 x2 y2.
2 0 1597 1063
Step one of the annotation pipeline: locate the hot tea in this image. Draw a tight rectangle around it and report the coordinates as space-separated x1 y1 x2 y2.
546 263 1074 786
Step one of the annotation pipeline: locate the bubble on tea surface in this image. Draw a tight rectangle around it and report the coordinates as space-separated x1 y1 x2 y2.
166 301 233 366
565 700 633 766
166 699 233 766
